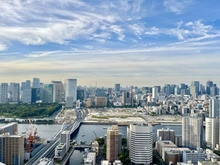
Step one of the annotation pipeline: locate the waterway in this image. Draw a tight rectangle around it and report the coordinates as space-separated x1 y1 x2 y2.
0 123 185 165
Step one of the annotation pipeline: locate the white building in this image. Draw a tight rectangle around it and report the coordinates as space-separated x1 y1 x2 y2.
128 123 153 165
9 83 20 103
182 115 203 149
21 87 32 103
54 143 66 160
158 93 166 102
60 131 70 153
64 79 77 103
152 86 158 102
84 152 96 165
209 99 220 118
182 149 204 165
205 117 219 150
0 83 8 103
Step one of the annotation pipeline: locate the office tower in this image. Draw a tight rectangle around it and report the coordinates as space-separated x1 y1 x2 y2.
32 78 40 88
190 86 197 99
21 80 32 103
9 83 20 103
122 91 133 106
152 86 158 102
107 88 112 95
191 81 200 95
205 117 219 150
60 131 70 153
52 81 64 103
43 84 53 103
163 84 171 96
209 98 220 118
0 122 18 135
128 123 153 165
206 80 214 95
182 115 203 149
0 135 24 165
0 83 8 103
157 128 175 143
31 88 41 103
210 86 218 96
77 89 85 101
106 125 119 162
115 84 120 95
64 79 77 102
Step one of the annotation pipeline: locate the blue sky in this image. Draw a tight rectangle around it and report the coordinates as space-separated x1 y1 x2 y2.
0 0 220 86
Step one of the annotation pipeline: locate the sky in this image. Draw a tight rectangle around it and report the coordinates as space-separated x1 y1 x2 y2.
0 0 220 87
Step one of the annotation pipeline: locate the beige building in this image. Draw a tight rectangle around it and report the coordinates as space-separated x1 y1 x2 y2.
165 150 180 165
106 125 119 162
95 97 107 107
0 135 24 165
51 80 64 102
156 140 177 160
86 97 93 107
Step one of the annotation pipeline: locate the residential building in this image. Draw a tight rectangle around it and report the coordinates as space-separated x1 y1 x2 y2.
95 97 107 107
0 122 18 135
0 135 24 165
157 128 175 143
182 115 203 149
122 91 133 106
106 125 119 163
0 83 8 103
128 123 153 165
205 117 219 150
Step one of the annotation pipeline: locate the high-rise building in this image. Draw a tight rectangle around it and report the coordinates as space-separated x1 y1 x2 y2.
191 81 200 95
182 115 203 149
31 88 41 103
32 78 40 88
60 131 70 153
209 99 220 118
128 123 153 165
0 122 18 135
190 86 197 99
157 128 175 143
77 89 85 101
21 80 32 103
64 79 77 103
206 80 214 95
0 135 24 165
9 83 20 103
52 81 64 103
152 86 158 102
205 117 219 150
115 84 120 95
0 83 8 103
43 84 53 103
122 91 133 106
106 125 119 162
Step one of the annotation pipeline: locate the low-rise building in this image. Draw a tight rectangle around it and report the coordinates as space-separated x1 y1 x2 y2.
95 97 107 107
182 149 204 165
156 140 177 160
54 143 66 160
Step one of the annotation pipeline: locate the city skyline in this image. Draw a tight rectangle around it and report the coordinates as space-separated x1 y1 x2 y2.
0 0 220 86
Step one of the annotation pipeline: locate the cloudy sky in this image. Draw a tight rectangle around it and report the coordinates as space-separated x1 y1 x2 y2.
0 0 220 87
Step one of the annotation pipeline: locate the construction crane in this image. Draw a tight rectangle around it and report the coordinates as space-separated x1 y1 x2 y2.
26 118 37 152
93 131 98 138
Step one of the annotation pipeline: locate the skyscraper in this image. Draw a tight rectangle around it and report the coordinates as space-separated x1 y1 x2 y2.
115 84 120 95
128 123 153 165
32 78 40 88
64 79 77 102
106 125 119 162
206 80 214 95
43 84 53 103
21 80 32 103
52 81 64 103
0 83 8 103
209 98 220 118
152 86 158 102
191 81 200 95
122 91 133 106
9 83 20 103
205 117 219 150
182 115 203 149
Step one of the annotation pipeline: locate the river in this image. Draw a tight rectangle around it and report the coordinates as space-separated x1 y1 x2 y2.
0 123 186 165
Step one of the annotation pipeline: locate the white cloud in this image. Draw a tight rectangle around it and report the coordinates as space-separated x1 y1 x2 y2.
145 27 159 35
0 44 7 51
164 0 193 14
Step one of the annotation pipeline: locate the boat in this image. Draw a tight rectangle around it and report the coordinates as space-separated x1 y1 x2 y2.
82 134 85 137
103 127 107 129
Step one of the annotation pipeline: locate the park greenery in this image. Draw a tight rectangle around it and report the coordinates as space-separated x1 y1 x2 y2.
0 103 62 118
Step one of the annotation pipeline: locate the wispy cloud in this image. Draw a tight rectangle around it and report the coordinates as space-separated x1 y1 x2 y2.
163 0 193 14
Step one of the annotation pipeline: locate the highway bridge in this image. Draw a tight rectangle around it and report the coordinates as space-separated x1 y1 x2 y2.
25 108 85 165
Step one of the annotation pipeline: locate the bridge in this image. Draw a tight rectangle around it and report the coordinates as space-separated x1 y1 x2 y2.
25 108 85 165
